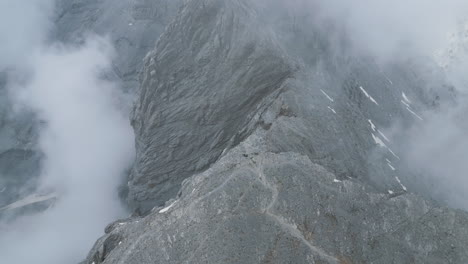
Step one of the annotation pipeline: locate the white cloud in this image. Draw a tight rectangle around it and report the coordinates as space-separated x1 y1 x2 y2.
0 1 135 263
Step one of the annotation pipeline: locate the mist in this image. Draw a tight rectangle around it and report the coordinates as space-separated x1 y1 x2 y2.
2 0 468 262
303 0 468 209
0 1 134 263
314 0 468 60
269 0 468 208
0 0 53 70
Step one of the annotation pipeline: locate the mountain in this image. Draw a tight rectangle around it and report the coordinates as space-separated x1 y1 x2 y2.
82 0 468 263
2 0 468 263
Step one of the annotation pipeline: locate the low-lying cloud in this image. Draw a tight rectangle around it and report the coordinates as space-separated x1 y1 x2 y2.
308 0 468 60
278 0 468 209
306 0 468 209
0 1 134 264
0 0 53 70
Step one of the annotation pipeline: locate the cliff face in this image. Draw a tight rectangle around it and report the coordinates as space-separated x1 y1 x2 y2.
128 0 294 212
84 0 468 263
1 0 467 263
125 0 455 214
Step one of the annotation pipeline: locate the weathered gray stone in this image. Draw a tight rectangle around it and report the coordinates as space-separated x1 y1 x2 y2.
126 0 451 213
85 135 468 263
128 0 294 212
2 0 467 263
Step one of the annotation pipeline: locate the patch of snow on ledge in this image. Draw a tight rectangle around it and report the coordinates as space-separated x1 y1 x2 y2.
395 176 408 191
371 133 387 148
0 192 57 211
368 119 376 131
378 130 390 142
320 89 334 102
159 200 177 213
387 148 400 160
402 92 412 104
360 86 379 105
401 100 410 108
406 107 424 121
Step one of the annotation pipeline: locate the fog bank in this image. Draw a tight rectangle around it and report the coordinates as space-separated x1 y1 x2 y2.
0 1 134 263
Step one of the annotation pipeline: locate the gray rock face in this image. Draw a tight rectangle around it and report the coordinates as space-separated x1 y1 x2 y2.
1 0 466 263
82 0 468 263
86 136 468 263
126 0 448 213
128 0 294 212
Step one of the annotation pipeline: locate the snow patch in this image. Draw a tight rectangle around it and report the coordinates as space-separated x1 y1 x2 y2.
388 190 394 195
387 148 400 160
328 106 337 114
333 179 342 183
402 92 412 104
371 134 400 160
159 200 177 213
320 89 334 102
0 192 57 211
386 158 395 170
406 107 424 121
378 130 390 142
371 133 387 148
401 100 410 108
395 176 408 191
368 119 376 132
359 86 379 105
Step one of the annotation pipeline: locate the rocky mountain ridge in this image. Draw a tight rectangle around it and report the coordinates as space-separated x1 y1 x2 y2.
83 0 468 263
1 0 468 263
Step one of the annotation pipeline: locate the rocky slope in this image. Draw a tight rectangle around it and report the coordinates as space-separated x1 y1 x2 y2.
83 0 468 263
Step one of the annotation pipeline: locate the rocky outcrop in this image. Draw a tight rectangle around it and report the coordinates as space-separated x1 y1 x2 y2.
128 0 294 212
126 0 450 213
84 0 468 263
86 135 468 263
